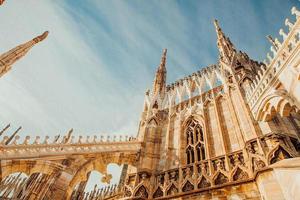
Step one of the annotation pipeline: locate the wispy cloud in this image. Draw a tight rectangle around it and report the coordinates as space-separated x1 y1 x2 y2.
0 0 299 190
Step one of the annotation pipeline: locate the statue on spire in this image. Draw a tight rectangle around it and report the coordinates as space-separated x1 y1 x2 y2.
152 49 167 97
0 31 49 78
214 19 236 65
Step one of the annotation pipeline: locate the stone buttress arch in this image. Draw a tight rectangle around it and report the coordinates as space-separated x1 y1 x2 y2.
256 91 299 121
0 160 63 180
65 152 137 199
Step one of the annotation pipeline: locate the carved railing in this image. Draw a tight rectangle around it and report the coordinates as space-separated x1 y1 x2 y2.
246 6 300 108
0 127 141 160
71 184 122 200
123 132 299 199
0 139 141 160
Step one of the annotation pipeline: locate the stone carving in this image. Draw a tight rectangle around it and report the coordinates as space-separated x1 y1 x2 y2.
166 184 178 196
253 158 266 171
233 168 249 181
198 177 211 189
214 173 228 185
153 187 163 198
216 159 225 171
182 181 194 192
135 185 148 199
124 187 132 197
270 146 292 164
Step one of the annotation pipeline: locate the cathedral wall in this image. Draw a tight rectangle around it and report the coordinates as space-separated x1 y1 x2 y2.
179 182 261 200
205 102 224 157
231 89 255 141
173 117 181 165
217 96 241 152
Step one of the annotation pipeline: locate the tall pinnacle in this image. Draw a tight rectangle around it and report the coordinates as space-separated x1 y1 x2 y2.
152 49 167 96
0 31 49 77
214 19 236 65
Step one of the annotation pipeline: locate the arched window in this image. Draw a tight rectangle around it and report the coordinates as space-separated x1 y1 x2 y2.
186 146 194 164
185 119 206 164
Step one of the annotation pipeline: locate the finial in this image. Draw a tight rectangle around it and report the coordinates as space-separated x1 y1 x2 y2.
291 7 300 18
152 48 168 96
285 18 294 30
63 128 73 144
33 31 49 43
266 35 279 50
23 136 31 145
33 136 40 144
214 19 220 30
0 124 10 136
93 135 97 143
159 48 167 70
214 19 224 39
43 136 49 144
5 126 22 145
279 29 287 39
213 19 236 65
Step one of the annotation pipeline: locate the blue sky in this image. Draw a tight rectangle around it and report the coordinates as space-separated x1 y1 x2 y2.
0 0 299 191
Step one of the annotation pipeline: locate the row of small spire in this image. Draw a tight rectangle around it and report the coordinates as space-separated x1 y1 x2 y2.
150 17 237 98
71 183 120 200
246 6 300 102
0 124 136 146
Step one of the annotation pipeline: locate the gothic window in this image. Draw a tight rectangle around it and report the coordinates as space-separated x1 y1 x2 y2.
185 119 206 164
186 146 194 164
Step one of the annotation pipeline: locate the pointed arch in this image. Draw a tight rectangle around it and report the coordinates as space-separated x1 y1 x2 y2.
214 172 228 185
166 184 178 196
182 180 194 192
198 176 211 189
183 115 206 165
256 90 299 122
147 117 159 127
153 186 163 198
269 145 293 164
134 185 148 199
0 160 62 180
232 167 249 181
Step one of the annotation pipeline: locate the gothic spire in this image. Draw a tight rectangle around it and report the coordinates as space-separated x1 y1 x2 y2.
152 49 167 96
214 19 236 65
0 31 49 77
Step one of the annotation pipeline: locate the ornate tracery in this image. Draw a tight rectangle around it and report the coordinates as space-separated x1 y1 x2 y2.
185 119 206 164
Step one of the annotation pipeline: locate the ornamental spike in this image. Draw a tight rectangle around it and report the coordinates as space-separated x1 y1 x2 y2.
0 31 49 78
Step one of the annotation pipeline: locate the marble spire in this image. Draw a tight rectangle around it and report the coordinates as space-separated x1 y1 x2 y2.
0 31 49 77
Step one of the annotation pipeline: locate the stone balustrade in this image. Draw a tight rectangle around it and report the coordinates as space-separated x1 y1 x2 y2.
123 132 298 199
0 136 141 160
71 183 121 200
